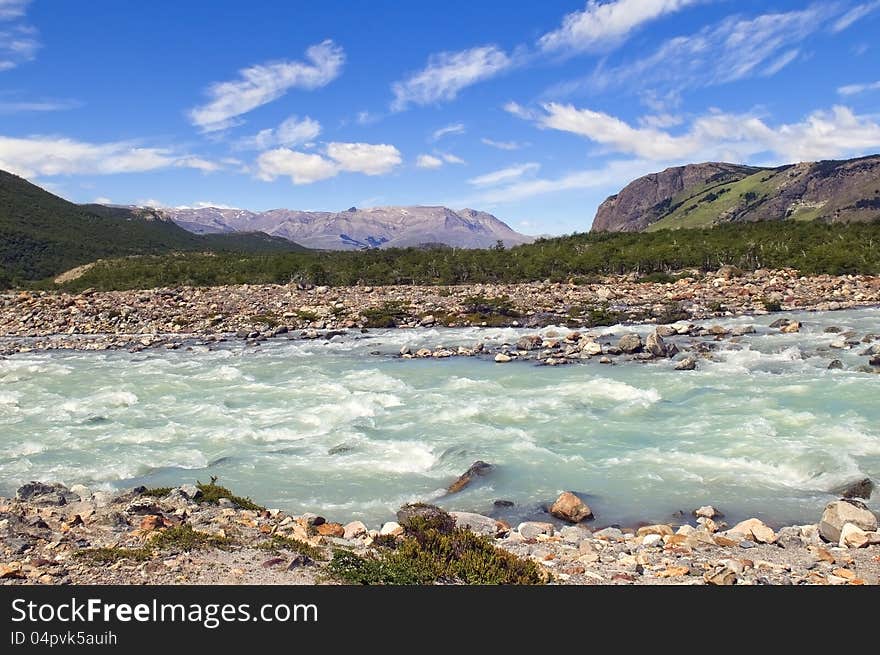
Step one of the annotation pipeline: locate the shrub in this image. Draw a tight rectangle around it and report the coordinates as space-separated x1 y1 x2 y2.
196 477 265 511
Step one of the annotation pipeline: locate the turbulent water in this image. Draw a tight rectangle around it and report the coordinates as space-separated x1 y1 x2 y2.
1 307 878 528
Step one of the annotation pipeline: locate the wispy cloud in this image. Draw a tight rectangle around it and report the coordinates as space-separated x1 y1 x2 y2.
555 6 828 99
416 154 443 169
430 122 466 141
481 137 526 150
468 163 540 187
832 0 880 32
0 0 39 71
188 40 344 132
838 80 880 95
256 142 402 185
235 115 321 150
538 0 703 54
0 97 81 113
0 134 222 177
516 101 880 163
391 45 513 111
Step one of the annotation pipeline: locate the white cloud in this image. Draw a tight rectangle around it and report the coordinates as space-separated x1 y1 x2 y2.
0 1 38 71
416 154 444 169
431 123 466 141
355 110 383 125
468 163 540 187
538 0 702 54
832 0 880 32
391 45 512 111
93 196 112 205
502 101 535 120
236 115 321 149
440 152 465 164
325 142 402 175
188 40 344 132
579 7 828 96
0 135 220 178
256 149 338 184
136 198 167 208
838 80 880 96
524 102 880 164
256 142 402 185
481 138 525 150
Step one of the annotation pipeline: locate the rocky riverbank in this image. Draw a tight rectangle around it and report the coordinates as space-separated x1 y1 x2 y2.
1 269 879 355
1 480 878 586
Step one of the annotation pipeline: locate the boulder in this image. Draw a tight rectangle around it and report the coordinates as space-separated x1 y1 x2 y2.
675 356 697 371
828 360 844 370
645 332 668 358
316 522 345 537
838 523 879 548
379 521 404 537
16 481 70 502
581 341 603 356
396 504 454 532
780 321 801 334
830 478 874 500
494 353 512 363
517 521 555 540
617 333 643 354
516 335 542 351
819 500 878 543
446 460 493 494
729 518 776 544
636 524 674 537
343 521 368 540
549 491 593 523
449 511 502 537
693 505 722 519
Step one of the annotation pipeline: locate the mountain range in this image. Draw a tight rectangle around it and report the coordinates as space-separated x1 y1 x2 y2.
159 205 533 250
592 155 880 232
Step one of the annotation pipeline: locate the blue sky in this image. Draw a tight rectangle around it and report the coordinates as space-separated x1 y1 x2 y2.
1 0 880 234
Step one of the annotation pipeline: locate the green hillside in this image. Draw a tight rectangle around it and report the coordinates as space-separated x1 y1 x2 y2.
0 170 305 285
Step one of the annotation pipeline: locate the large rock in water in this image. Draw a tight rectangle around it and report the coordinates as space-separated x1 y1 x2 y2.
831 478 875 500
550 491 594 523
819 500 878 543
617 333 643 354
645 331 668 358
447 460 493 494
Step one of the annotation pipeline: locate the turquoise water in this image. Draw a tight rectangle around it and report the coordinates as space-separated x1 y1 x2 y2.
1 307 878 528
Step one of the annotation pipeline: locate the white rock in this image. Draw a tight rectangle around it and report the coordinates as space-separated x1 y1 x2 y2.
642 533 663 547
343 521 368 540
379 521 404 537
449 511 500 537
819 500 878 543
494 353 512 363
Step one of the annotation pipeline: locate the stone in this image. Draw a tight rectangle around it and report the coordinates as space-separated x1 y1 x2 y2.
494 353 512 363
68 484 91 500
819 500 878 543
16 482 70 503
450 511 502 537
675 356 697 371
517 521 555 540
828 360 844 370
516 335 542 351
838 523 871 548
641 534 663 547
593 527 624 541
581 341 603 356
446 460 493 494
645 332 668 358
343 521 367 540
658 566 690 578
379 521 404 537
637 524 674 537
0 562 24 579
315 522 345 538
178 484 202 501
549 491 593 523
559 526 591 543
694 505 722 519
729 518 776 544
830 478 874 500
617 333 643 354
396 503 453 530
420 315 435 326
704 567 737 585
780 321 801 333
